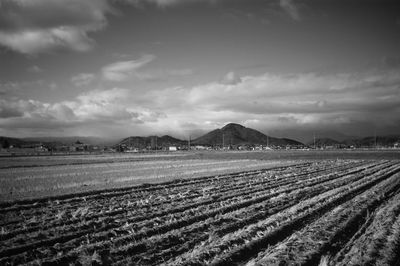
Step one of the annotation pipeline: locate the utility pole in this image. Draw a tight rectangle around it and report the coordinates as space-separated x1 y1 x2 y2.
313 133 316 150
222 133 225 150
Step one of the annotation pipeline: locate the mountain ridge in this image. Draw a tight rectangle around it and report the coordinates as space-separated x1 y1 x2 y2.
118 135 186 149
2 123 399 149
307 135 400 147
191 123 303 146
116 123 303 148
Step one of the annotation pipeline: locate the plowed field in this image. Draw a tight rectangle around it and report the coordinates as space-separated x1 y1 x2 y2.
1 159 400 265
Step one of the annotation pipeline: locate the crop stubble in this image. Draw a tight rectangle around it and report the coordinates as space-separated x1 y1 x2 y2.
1 159 400 265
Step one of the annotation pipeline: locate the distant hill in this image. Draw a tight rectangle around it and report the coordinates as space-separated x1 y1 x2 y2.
271 129 354 143
116 123 303 148
22 136 117 146
306 138 342 147
0 136 118 149
5 129 398 151
118 135 186 149
342 135 400 147
192 123 303 146
0 136 30 148
306 135 400 148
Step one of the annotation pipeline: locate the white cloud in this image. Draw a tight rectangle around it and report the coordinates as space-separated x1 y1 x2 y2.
1 69 400 138
102 54 156 81
71 73 95 87
220 71 241 85
185 71 400 118
0 87 166 135
75 56 190 86
0 0 111 54
279 0 300 21
148 70 400 134
62 88 139 122
48 103 76 121
0 0 307 55
0 27 95 54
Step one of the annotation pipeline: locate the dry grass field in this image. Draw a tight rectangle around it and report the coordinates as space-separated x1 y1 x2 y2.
1 151 400 265
0 153 298 202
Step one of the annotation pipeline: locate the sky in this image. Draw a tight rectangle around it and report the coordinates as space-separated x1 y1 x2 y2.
0 0 400 142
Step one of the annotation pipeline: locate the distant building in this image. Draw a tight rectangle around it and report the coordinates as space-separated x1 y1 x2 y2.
168 146 177 151
194 145 207 150
125 147 139 152
238 145 250 150
90 146 101 151
34 145 48 152
71 140 88 152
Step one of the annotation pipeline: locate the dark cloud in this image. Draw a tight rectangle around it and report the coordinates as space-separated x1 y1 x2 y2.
119 0 215 8
381 56 400 69
0 106 24 118
0 0 110 31
0 0 111 54
279 0 300 21
27 65 43 73
2 67 399 138
0 99 33 118
0 0 399 138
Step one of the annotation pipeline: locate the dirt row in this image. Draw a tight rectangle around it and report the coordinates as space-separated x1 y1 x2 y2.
1 160 399 266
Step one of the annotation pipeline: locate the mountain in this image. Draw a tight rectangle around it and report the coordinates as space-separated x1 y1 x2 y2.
0 136 30 148
305 135 400 148
22 136 117 146
118 135 186 149
306 138 342 147
0 136 118 149
192 123 303 146
342 135 400 147
271 129 355 143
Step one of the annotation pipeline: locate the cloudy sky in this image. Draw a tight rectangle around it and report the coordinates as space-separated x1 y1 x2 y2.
0 0 399 141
